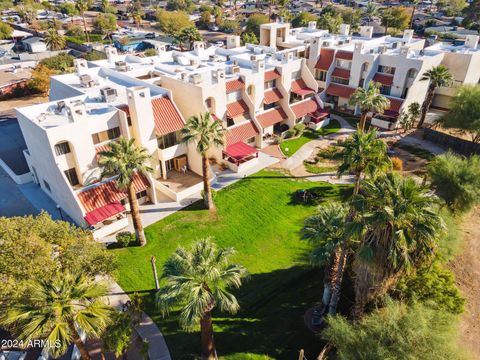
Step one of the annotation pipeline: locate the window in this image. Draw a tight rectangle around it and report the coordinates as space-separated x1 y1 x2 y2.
361 62 369 73
315 70 327 81
247 85 254 96
43 180 51 192
136 190 147 199
407 69 417 79
92 127 121 145
379 85 391 96
127 115 132 126
226 90 242 103
157 132 178 149
378 65 396 75
263 102 276 111
291 70 301 80
264 80 275 89
64 168 79 186
54 142 70 156
331 77 349 85
227 118 235 127
335 59 351 70
359 78 365 88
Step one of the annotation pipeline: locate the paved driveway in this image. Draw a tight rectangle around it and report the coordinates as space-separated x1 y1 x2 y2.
0 165 37 217
0 116 29 175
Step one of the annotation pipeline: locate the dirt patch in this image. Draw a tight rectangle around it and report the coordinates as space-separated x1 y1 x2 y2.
391 146 430 176
448 208 480 359
0 95 48 113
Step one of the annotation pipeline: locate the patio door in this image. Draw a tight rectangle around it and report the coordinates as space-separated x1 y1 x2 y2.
159 159 175 178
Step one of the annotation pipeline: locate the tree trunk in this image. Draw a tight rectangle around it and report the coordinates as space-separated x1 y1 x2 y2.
354 173 361 196
359 111 367 132
409 5 416 29
327 240 348 315
200 311 216 360
202 155 215 212
69 322 92 360
417 86 434 128
128 181 146 246
322 249 341 307
82 13 90 43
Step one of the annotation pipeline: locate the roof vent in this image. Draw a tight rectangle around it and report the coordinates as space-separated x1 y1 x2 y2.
100 87 118 102
79 74 94 87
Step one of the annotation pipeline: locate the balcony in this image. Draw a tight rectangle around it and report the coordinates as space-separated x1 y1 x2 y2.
154 170 204 202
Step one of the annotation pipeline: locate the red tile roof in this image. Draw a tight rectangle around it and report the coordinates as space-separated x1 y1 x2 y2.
151 96 185 136
257 107 288 128
372 73 394 86
326 84 357 98
264 69 281 82
291 99 321 118
226 100 249 118
226 78 244 93
77 172 150 213
335 50 353 60
224 141 257 160
95 143 111 154
291 79 314 96
84 202 125 226
385 96 404 113
332 68 351 79
264 88 283 104
226 121 259 146
117 104 130 116
315 48 335 70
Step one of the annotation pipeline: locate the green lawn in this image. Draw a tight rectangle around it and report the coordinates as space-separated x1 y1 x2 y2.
280 119 341 157
112 170 352 360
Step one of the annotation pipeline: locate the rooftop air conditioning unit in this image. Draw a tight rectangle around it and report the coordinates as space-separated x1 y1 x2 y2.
100 87 118 102
191 73 202 84
250 55 257 61
55 101 66 113
79 74 93 87
322 41 329 46
232 65 240 74
115 61 129 72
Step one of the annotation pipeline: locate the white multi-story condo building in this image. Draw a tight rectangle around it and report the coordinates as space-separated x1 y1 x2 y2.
15 21 480 237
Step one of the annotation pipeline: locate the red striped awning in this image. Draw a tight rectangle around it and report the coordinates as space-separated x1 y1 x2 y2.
77 172 150 213
326 84 356 98
335 50 353 60
117 104 130 116
315 48 335 70
264 88 283 104
226 121 259 146
226 78 244 93
227 100 249 118
331 68 350 79
264 69 281 82
224 141 257 160
151 96 185 136
291 99 321 118
372 73 394 86
291 79 314 96
257 107 287 128
95 143 111 154
84 202 125 226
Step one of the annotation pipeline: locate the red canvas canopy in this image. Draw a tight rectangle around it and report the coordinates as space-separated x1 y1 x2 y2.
84 202 125 226
224 142 258 161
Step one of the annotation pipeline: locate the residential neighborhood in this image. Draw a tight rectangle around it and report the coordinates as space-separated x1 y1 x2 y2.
1 0 480 359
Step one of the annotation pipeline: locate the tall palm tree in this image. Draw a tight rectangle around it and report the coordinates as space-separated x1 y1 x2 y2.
181 112 225 211
98 138 152 246
44 28 65 51
128 0 144 30
409 0 419 29
363 1 378 26
303 202 352 315
417 65 452 128
337 128 391 195
156 238 247 360
0 273 112 360
349 82 390 132
351 173 443 318
75 0 91 43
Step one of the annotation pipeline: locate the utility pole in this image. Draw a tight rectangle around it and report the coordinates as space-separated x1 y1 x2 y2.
151 256 159 290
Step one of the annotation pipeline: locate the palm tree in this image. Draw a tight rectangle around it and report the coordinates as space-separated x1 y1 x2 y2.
128 0 144 30
417 65 452 128
409 0 419 29
156 238 247 360
98 138 152 246
44 28 65 51
303 202 352 315
363 2 378 26
75 0 91 43
181 112 225 211
337 128 391 195
0 273 112 360
351 173 443 318
349 82 390 132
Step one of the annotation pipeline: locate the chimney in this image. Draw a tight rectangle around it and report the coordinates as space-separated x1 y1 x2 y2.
192 41 205 56
104 46 118 63
227 35 241 49
74 58 88 75
354 42 364 54
403 29 414 43
465 35 479 49
155 43 166 55
66 100 86 123
359 26 373 39
126 87 156 152
251 58 265 73
308 21 317 30
339 24 350 36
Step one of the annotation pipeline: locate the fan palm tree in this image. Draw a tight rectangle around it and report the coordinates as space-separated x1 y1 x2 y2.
349 82 390 132
351 173 443 318
337 128 391 195
128 0 144 30
75 0 91 43
0 273 112 360
409 0 420 29
363 2 378 26
303 202 353 315
44 28 65 51
417 65 452 128
156 238 247 360
98 138 152 246
181 112 225 211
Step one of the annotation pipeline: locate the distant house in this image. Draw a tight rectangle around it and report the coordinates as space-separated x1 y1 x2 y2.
425 26 479 39
22 37 47 53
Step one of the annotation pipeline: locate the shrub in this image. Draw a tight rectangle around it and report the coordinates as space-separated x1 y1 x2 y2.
283 129 296 139
293 123 306 136
144 48 156 57
391 156 403 171
116 231 134 247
